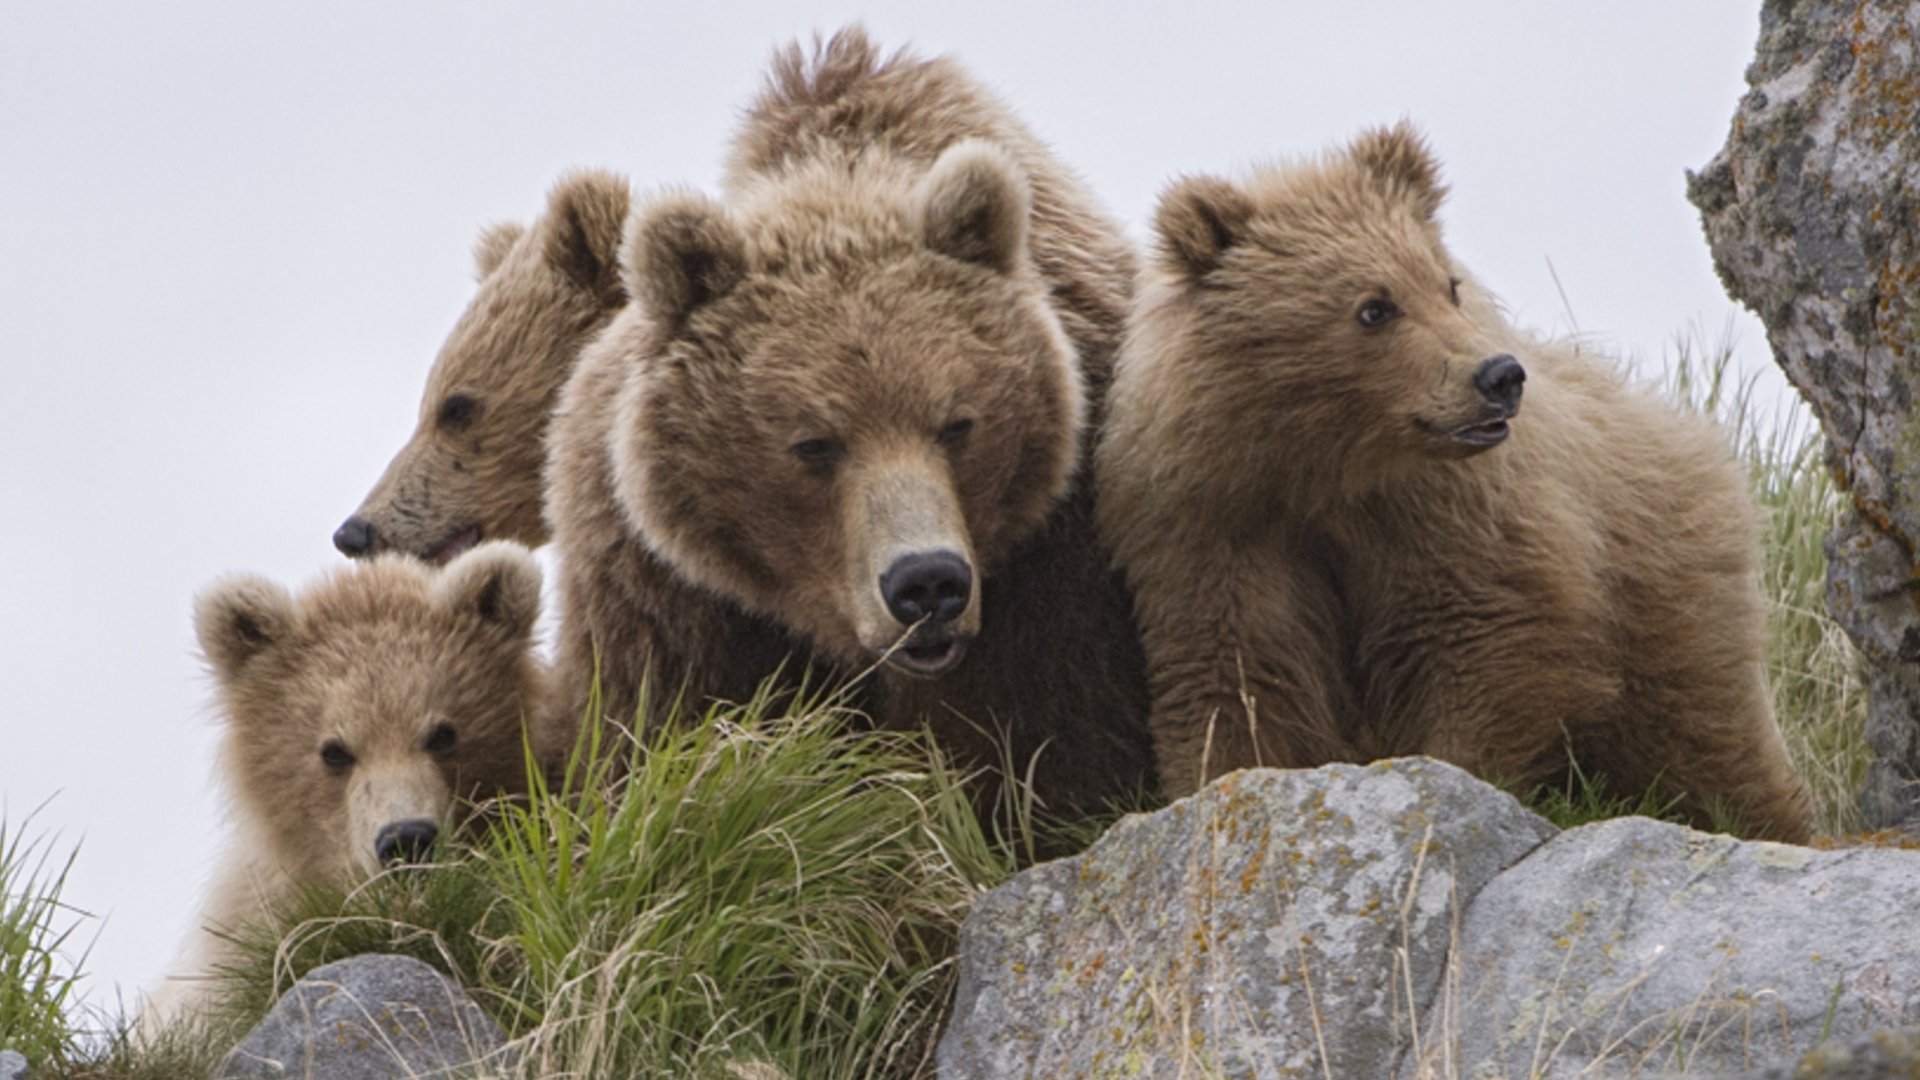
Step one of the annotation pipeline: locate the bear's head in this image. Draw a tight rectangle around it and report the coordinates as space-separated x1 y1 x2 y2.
336 170 631 564
195 542 544 880
610 140 1083 676
1134 122 1524 512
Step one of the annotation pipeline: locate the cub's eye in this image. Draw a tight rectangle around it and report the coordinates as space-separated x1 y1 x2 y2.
1449 277 1463 306
320 740 356 771
437 393 479 432
937 418 974 447
424 723 457 756
791 437 846 469
1356 299 1400 328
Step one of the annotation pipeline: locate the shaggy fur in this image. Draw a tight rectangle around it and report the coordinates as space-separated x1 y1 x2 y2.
142 544 550 1030
1097 123 1812 842
338 170 631 562
546 27 1153 811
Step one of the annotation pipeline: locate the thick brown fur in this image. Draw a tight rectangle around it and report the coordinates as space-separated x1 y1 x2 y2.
339 170 631 563
142 543 551 1030
546 27 1153 812
1097 123 1812 842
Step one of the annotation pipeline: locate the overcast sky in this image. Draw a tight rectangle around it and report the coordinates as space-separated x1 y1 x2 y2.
0 1 1779 1017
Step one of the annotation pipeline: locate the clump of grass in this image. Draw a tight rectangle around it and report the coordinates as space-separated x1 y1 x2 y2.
197 678 1012 1079
0 809 92 1070
1659 328 1869 836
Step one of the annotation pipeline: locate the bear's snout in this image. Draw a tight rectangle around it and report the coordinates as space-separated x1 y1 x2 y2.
373 819 439 866
333 516 378 558
1472 354 1526 414
879 550 973 627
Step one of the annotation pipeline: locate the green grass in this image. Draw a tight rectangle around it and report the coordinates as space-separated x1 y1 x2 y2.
0 809 91 1069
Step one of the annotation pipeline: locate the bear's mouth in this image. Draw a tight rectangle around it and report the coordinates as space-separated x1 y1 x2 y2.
885 632 970 678
424 524 483 566
1449 418 1511 448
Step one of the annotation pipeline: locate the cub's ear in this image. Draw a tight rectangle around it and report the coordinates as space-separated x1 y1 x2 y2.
472 221 526 280
433 540 543 641
918 139 1031 274
623 190 747 331
195 575 296 679
1153 175 1255 281
1350 121 1446 221
543 168 633 293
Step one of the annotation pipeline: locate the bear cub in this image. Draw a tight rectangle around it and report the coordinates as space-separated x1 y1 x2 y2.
142 542 550 1030
1097 123 1812 841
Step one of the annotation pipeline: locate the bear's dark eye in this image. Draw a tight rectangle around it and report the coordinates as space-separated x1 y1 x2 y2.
437 393 480 433
424 723 457 756
1356 299 1400 328
1449 277 1462 307
937 418 974 448
320 740 356 772
791 437 846 470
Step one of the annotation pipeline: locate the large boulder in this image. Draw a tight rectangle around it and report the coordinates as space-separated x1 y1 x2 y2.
1425 817 1920 1079
215 954 511 1079
938 759 1556 1079
1689 0 1920 828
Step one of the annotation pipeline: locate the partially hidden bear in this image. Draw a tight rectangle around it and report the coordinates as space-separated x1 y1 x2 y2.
1095 123 1813 842
544 27 1155 813
141 543 551 1031
335 170 631 562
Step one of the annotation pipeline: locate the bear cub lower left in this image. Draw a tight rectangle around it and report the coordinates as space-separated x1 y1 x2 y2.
140 542 554 1033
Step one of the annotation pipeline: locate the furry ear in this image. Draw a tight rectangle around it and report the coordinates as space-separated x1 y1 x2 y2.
1153 175 1255 280
1349 121 1447 221
472 221 526 280
918 139 1031 274
433 540 543 640
195 575 296 679
622 191 747 330
543 169 633 292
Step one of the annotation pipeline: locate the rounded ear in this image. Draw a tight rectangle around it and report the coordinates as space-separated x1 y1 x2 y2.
195 575 296 679
543 168 633 293
622 190 747 330
1153 174 1255 281
472 220 526 280
433 540 542 640
1349 121 1447 221
917 139 1031 274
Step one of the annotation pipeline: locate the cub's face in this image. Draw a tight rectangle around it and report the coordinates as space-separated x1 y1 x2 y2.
612 142 1082 676
1147 123 1524 497
196 544 543 880
335 171 630 565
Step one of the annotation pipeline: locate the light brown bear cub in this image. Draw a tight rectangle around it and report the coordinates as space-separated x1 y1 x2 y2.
335 170 630 562
142 543 549 1030
547 28 1153 812
1097 123 1812 842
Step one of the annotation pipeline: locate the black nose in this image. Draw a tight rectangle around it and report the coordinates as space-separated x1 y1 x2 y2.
333 516 376 558
1473 354 1526 412
374 819 438 865
879 550 973 627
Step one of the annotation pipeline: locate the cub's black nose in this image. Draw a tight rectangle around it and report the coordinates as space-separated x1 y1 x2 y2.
333 516 377 558
374 819 438 865
879 550 973 627
1473 354 1526 412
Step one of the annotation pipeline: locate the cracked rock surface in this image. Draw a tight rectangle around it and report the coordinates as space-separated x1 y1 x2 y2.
1689 0 1920 828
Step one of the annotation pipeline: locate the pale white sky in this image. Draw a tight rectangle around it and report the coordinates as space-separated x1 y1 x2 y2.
0 1 1779 1017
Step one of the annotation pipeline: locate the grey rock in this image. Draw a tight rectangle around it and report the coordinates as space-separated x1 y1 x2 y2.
1730 1026 1920 1078
0 1049 25 1080
215 954 510 1079
938 758 1555 1079
1425 817 1920 1079
1690 0 1920 828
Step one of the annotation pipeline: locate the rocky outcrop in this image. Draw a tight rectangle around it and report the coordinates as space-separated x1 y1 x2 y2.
940 760 1920 1079
0 1050 25 1080
939 759 1555 1079
215 954 510 1079
1689 0 1920 828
